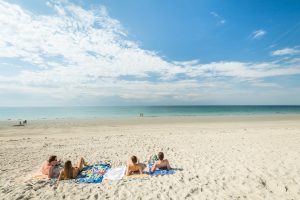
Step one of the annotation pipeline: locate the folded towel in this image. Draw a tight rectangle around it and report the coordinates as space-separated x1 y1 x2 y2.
103 166 126 181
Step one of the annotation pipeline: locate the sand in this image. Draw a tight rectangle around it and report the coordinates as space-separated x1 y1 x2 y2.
1 115 300 200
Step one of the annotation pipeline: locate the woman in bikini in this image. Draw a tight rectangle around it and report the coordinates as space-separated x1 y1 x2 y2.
58 157 88 180
126 155 143 176
41 155 61 178
151 152 171 172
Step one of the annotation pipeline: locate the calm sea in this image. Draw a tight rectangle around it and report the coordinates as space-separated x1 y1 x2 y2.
0 106 300 120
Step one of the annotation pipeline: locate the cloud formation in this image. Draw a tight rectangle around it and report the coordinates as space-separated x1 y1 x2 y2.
271 47 300 56
0 1 300 105
251 29 267 39
210 11 226 24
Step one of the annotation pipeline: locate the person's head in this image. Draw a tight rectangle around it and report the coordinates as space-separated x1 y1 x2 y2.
158 152 164 160
64 160 73 179
131 155 138 164
48 155 57 163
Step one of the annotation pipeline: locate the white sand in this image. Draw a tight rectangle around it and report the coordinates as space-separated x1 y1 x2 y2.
1 115 300 199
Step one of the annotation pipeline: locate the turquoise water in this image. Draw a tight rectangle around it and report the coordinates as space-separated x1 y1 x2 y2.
0 106 300 120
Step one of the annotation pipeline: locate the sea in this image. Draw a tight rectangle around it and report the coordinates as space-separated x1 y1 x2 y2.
0 106 300 120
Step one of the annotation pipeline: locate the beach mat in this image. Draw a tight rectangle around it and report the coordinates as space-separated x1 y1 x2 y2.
77 164 111 183
148 162 176 176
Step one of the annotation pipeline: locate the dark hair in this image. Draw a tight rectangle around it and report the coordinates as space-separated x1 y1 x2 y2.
131 156 137 164
158 152 164 160
48 155 57 163
64 160 73 180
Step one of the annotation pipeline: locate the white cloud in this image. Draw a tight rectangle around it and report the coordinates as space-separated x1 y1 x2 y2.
210 11 226 24
251 29 266 39
271 47 300 56
0 1 300 105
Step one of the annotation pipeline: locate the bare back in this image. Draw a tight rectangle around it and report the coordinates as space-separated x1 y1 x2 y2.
126 163 143 175
58 167 79 180
151 159 171 172
41 161 51 175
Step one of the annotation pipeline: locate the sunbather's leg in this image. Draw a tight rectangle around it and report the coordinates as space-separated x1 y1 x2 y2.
76 157 87 171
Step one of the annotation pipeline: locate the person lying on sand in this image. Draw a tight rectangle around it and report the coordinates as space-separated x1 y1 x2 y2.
58 157 88 180
126 155 143 176
41 155 61 178
151 152 171 172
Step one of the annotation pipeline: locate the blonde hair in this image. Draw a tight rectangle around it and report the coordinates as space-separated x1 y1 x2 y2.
64 160 73 179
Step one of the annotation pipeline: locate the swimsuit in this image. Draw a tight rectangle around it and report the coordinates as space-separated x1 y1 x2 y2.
158 167 168 170
52 165 62 178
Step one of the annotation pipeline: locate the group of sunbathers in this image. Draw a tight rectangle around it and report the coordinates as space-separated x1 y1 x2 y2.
41 152 171 181
126 152 171 176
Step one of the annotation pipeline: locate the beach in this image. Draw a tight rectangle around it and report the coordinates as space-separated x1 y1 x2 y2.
1 115 300 200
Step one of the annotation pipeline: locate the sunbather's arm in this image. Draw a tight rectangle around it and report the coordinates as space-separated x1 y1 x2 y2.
51 160 60 166
139 165 143 174
58 170 64 181
48 166 54 178
166 159 171 169
151 162 157 173
125 165 130 176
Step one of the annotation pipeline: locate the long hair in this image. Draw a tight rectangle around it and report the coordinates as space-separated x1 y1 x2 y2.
64 160 73 179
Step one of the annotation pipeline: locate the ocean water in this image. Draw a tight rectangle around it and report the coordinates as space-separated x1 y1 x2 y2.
0 106 300 120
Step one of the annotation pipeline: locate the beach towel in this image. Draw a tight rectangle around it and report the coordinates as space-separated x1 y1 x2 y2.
31 174 49 180
103 166 126 181
148 161 176 176
77 164 111 183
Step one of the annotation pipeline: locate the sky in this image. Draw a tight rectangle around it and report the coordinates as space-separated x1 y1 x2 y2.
0 0 300 106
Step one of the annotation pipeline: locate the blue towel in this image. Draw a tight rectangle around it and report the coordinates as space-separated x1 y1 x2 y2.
77 164 111 183
148 161 176 176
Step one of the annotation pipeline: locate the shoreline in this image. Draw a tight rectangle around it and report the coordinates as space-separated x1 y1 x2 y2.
1 114 300 138
1 113 300 124
2 112 300 120
1 105 300 122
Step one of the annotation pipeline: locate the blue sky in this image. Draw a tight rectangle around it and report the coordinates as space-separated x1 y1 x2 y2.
0 0 300 106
